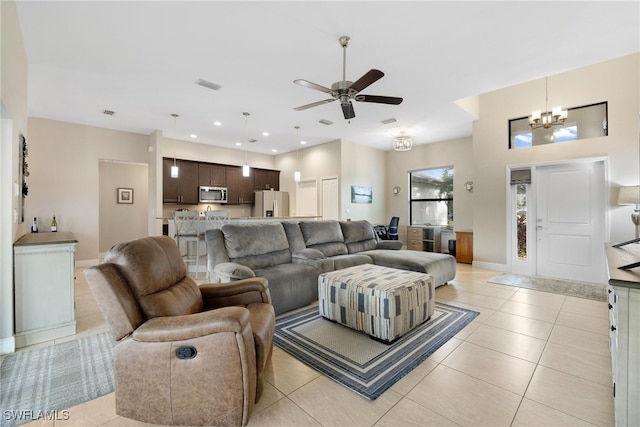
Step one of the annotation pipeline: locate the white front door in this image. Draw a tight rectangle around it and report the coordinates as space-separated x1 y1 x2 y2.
536 161 605 283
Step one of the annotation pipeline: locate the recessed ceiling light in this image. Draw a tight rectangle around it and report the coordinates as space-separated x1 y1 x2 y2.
271 149 277 153
235 142 242 146
300 140 307 145
262 132 269 136
214 121 222 126
190 134 197 138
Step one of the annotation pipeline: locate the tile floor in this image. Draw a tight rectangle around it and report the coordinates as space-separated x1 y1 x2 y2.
14 264 614 427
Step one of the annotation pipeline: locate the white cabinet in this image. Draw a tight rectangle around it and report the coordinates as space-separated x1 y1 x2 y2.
605 243 640 426
14 232 77 348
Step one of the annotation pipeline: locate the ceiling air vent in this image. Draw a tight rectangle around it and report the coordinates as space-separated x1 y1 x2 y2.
195 78 222 91
319 119 333 125
381 117 397 125
102 110 116 116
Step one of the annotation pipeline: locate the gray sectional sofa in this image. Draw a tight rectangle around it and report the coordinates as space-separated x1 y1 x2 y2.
205 220 456 315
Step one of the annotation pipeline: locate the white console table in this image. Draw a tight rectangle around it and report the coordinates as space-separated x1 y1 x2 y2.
605 243 640 427
14 232 77 348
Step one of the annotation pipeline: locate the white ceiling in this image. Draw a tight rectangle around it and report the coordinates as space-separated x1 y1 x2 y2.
15 1 640 154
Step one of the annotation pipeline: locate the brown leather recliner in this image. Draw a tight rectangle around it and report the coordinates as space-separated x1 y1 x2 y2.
84 236 275 426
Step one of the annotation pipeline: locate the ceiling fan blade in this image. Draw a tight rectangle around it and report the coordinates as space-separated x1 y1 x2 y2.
349 69 384 93
294 98 336 111
294 79 333 94
341 101 355 120
354 94 403 105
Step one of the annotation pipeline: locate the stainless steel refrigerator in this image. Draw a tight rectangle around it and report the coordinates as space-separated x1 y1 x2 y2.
254 191 289 217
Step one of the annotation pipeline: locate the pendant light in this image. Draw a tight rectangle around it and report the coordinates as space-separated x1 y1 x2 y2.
294 126 301 182
170 113 179 178
242 112 251 177
529 77 567 129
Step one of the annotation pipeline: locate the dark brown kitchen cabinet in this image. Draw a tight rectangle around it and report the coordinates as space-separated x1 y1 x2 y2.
198 163 226 187
254 169 279 191
226 166 254 204
162 158 198 204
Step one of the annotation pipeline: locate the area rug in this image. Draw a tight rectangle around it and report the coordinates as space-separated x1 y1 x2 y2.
488 273 607 301
273 303 478 400
0 332 115 427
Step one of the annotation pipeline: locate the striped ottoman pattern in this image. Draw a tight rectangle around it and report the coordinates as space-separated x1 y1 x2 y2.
318 264 434 342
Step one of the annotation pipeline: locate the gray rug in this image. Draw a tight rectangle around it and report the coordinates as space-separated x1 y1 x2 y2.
488 273 607 301
273 303 479 400
0 332 115 427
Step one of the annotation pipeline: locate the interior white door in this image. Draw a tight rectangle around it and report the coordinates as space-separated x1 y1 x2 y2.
296 178 318 217
536 161 605 283
321 177 339 220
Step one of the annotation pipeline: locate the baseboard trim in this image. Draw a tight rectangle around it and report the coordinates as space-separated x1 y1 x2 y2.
0 335 15 355
75 259 99 268
472 261 508 272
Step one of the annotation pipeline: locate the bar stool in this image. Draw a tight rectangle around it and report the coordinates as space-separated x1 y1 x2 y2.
173 210 203 278
205 210 230 230
203 210 230 279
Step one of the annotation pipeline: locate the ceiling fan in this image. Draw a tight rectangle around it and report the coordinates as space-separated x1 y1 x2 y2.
293 36 403 120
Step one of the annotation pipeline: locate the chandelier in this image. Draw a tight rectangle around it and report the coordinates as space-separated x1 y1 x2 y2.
529 77 567 129
393 132 413 151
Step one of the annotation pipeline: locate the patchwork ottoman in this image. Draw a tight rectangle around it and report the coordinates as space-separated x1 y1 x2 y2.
318 264 434 343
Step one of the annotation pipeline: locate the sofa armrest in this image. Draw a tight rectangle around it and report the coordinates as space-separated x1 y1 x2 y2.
292 249 335 273
200 277 272 308
131 306 250 342
214 262 256 282
376 240 404 250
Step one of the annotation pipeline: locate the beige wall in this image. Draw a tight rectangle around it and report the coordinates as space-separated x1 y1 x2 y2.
275 139 342 217
386 137 474 242
473 53 639 267
1 0 29 352
98 161 149 253
26 118 150 261
340 139 386 224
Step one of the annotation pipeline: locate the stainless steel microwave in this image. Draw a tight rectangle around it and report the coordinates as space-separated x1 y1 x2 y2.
199 186 227 204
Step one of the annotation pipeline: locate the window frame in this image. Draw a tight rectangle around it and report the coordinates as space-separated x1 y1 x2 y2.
409 167 454 228
508 101 608 149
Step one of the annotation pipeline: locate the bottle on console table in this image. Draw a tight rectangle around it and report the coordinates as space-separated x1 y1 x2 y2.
51 215 58 232
31 217 38 233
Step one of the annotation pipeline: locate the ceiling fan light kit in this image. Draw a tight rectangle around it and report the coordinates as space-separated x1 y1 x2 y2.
294 36 403 120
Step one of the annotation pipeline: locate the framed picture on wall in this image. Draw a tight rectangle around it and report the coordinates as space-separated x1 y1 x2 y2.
117 188 134 204
351 185 372 204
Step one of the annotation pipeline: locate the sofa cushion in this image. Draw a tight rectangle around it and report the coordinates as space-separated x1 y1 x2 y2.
340 220 378 253
282 221 306 252
363 249 456 287
222 222 292 269
300 220 348 257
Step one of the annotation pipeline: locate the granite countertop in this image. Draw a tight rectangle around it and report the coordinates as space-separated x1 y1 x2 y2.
14 232 78 246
